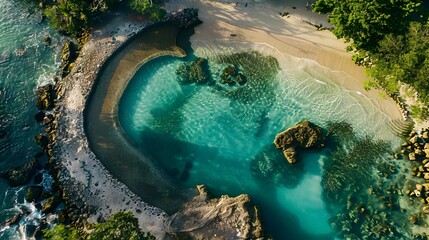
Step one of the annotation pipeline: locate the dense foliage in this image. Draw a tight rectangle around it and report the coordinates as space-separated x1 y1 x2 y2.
129 0 166 20
313 0 429 119
41 0 119 37
43 211 155 240
313 0 423 51
368 22 429 100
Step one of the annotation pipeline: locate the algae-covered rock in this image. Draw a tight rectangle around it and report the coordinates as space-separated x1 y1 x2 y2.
36 84 55 110
220 65 247 86
176 57 211 84
274 120 323 163
35 134 49 149
1 160 38 187
60 41 77 77
42 194 62 214
25 186 43 202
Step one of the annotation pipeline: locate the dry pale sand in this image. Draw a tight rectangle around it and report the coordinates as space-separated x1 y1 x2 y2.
164 0 404 122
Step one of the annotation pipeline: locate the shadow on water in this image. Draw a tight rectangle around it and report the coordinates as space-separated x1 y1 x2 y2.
138 127 222 182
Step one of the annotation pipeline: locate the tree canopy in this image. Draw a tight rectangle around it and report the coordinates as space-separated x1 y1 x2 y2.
43 211 155 240
41 0 120 37
313 0 423 51
129 0 166 20
313 0 429 119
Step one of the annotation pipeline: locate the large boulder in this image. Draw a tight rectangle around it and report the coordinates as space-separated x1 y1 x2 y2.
60 41 77 77
36 84 55 110
41 194 62 214
169 8 203 29
1 160 39 187
274 120 323 164
168 185 263 239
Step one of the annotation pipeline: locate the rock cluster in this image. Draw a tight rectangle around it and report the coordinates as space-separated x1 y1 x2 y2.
36 84 56 110
220 65 247 86
60 41 77 77
273 120 324 164
402 128 429 221
176 57 211 84
168 8 202 29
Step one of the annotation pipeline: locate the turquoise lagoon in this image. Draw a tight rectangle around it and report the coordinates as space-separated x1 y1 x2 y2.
119 41 406 239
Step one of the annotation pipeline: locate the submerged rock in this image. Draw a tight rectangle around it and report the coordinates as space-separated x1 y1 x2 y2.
176 57 211 84
274 120 323 163
25 186 43 202
2 213 21 228
1 160 39 187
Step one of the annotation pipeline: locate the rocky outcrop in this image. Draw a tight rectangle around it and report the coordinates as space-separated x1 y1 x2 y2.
1 160 39 187
42 194 62 214
167 185 263 239
25 186 43 202
220 65 247 86
168 8 202 29
176 57 211 84
274 120 323 164
36 84 56 110
60 41 77 77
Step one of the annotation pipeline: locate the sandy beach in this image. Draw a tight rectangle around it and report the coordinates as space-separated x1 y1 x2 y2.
164 0 404 123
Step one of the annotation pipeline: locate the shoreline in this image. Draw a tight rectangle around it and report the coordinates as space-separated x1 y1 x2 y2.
54 14 171 238
84 22 194 214
164 0 404 124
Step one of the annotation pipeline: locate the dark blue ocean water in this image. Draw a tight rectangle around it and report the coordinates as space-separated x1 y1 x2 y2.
0 0 63 238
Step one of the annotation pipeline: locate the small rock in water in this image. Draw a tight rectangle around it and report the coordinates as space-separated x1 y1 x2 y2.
409 152 416 161
422 205 429 214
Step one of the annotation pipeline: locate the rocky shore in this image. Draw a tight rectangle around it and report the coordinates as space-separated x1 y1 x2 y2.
23 8 263 239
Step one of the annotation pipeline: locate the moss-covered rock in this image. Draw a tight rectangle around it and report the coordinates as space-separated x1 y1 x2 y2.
42 194 62 214
176 57 211 84
35 134 49 149
36 84 55 110
25 186 43 202
273 120 324 164
60 41 77 77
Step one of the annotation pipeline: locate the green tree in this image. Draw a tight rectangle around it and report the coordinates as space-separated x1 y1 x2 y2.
43 224 82 240
368 21 429 102
313 0 423 51
129 0 166 20
43 211 154 240
44 0 89 37
87 211 154 240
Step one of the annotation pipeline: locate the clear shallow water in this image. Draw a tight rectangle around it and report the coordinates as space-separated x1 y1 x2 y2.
0 0 62 238
119 42 404 239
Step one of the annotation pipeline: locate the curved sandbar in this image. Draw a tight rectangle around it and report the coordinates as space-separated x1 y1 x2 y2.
84 22 194 213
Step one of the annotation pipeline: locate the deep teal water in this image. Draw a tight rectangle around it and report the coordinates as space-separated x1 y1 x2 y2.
119 42 406 239
0 0 62 238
